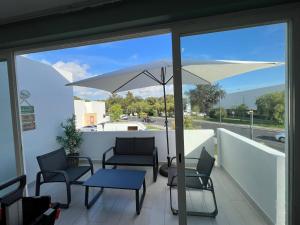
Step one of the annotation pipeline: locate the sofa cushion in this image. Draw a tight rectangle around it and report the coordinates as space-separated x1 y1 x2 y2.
134 137 155 155
105 155 154 166
115 137 135 155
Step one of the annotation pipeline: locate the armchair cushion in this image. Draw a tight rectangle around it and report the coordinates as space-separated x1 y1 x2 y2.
37 148 68 180
47 166 91 183
167 167 203 189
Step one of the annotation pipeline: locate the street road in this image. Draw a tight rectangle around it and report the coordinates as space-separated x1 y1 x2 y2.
128 116 285 153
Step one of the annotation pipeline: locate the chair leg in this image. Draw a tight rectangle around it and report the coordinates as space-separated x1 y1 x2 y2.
153 165 156 182
66 182 71 208
169 186 178 215
35 172 42 196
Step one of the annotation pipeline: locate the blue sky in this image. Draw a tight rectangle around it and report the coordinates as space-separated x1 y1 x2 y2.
26 23 286 99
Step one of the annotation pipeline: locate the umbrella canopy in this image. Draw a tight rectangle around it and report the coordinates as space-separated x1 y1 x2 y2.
66 59 283 93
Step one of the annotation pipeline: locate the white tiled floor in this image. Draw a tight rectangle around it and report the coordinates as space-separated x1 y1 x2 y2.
28 165 271 225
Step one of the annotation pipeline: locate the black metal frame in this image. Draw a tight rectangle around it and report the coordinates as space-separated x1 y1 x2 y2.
84 178 146 215
102 146 159 182
168 156 218 218
35 155 94 209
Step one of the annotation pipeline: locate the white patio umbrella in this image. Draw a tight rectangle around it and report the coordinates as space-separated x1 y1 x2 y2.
67 59 283 175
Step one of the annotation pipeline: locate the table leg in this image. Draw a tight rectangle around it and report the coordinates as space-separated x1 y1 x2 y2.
135 179 146 215
85 186 103 209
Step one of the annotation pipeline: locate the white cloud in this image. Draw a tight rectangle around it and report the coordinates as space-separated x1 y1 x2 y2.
118 84 174 98
52 61 91 81
74 86 111 100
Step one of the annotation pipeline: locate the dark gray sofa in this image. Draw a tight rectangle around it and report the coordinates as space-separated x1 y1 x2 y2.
102 137 158 181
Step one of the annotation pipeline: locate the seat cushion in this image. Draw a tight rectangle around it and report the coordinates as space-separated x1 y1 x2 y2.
134 137 155 155
47 166 91 182
105 155 154 166
115 138 135 155
167 167 203 189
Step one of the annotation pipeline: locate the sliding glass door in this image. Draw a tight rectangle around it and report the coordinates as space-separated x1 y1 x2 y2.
172 22 288 225
0 53 23 195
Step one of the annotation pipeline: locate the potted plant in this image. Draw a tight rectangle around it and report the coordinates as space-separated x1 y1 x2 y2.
56 115 82 167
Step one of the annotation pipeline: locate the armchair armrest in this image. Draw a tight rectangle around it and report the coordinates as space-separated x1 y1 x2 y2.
102 147 114 168
67 156 94 173
170 156 199 164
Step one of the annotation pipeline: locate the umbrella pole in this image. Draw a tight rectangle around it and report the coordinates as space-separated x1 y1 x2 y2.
159 68 171 177
163 82 171 167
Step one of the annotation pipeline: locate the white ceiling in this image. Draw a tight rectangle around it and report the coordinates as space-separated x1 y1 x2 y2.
0 0 121 25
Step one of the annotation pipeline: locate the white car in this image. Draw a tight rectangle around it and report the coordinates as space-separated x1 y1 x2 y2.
120 115 128 120
80 125 97 132
275 132 285 143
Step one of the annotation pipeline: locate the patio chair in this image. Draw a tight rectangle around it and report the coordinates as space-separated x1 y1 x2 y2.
35 148 94 208
167 148 218 217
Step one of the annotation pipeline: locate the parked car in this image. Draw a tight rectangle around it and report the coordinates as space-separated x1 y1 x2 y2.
80 125 97 132
120 115 128 120
275 132 285 143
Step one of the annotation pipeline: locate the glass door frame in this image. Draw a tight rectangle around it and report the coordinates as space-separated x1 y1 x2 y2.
0 50 24 178
171 5 300 225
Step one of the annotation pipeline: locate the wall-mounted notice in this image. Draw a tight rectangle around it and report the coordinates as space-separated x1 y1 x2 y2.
21 105 36 131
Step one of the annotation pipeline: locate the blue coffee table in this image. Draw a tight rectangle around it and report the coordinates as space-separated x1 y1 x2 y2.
83 169 146 214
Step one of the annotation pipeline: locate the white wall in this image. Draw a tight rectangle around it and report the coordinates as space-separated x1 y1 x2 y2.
79 129 215 162
74 100 106 128
217 128 285 225
16 56 74 183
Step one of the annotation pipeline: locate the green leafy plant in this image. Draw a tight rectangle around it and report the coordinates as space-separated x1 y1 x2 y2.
56 115 82 155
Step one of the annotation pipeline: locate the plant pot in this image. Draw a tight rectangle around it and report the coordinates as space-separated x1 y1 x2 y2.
67 152 79 167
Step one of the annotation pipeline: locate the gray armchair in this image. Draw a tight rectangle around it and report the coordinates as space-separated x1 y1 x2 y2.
35 148 94 208
167 148 218 217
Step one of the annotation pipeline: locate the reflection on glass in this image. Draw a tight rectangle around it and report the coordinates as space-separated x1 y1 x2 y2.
0 60 17 196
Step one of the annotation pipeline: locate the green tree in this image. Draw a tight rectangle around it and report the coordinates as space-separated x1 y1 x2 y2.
209 108 227 119
184 116 193 129
189 84 225 114
255 91 284 124
106 94 123 113
233 104 249 118
109 104 123 121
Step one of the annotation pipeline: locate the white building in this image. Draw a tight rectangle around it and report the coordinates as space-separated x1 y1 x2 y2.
16 56 74 183
74 100 107 128
219 84 285 110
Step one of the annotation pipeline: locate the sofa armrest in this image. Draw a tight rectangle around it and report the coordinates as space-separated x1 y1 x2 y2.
102 147 114 168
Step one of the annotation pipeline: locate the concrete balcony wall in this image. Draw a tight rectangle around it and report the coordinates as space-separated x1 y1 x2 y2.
217 128 285 225
80 129 215 162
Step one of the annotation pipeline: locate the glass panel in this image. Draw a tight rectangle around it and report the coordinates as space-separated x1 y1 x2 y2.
179 23 287 225
0 60 17 196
